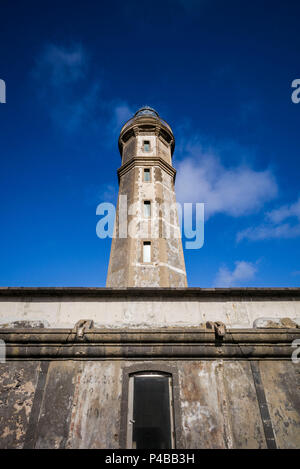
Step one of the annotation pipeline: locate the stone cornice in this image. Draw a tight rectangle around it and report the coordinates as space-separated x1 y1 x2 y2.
0 328 299 359
117 156 177 182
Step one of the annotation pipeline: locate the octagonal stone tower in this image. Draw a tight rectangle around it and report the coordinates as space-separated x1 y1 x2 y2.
106 106 187 287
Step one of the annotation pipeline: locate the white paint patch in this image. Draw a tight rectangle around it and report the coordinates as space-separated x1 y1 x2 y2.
158 262 187 275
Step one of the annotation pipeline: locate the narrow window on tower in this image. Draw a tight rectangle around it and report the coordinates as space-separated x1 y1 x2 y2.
143 140 150 152
144 168 150 182
127 373 174 449
143 241 151 263
144 201 151 218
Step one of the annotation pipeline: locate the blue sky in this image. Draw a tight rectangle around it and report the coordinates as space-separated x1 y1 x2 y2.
0 0 299 287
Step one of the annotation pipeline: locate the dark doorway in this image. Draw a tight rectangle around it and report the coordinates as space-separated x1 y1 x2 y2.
129 373 173 449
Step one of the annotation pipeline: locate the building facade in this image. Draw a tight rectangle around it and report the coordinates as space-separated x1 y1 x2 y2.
0 108 299 449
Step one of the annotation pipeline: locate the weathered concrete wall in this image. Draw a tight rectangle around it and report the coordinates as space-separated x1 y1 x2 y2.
122 137 136 165
66 362 122 449
157 137 171 165
0 359 299 449
0 362 40 448
260 361 300 448
0 290 300 329
178 360 267 448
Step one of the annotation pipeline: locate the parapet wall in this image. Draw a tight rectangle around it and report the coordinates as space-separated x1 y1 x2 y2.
0 288 299 329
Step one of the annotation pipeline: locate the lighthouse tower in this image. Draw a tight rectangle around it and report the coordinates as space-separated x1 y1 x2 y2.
106 106 187 288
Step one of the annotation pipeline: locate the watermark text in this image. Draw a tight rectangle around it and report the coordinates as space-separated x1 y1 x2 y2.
291 79 300 103
0 79 6 103
292 339 300 364
96 199 204 250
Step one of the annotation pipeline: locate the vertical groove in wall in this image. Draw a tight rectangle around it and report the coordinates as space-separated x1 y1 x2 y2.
23 361 49 449
215 361 233 448
250 361 277 449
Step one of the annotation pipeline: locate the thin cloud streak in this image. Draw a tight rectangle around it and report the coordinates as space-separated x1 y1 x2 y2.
108 102 134 137
214 261 257 287
32 43 101 132
237 196 300 242
266 197 300 224
33 43 135 137
33 43 87 87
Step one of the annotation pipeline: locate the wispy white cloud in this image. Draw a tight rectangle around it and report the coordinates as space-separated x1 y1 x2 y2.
175 140 278 219
33 43 135 137
214 260 257 287
237 196 300 242
109 102 134 136
112 104 133 129
33 44 87 87
102 184 118 203
51 83 100 133
84 183 118 206
237 222 300 242
266 197 300 224
33 43 100 132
